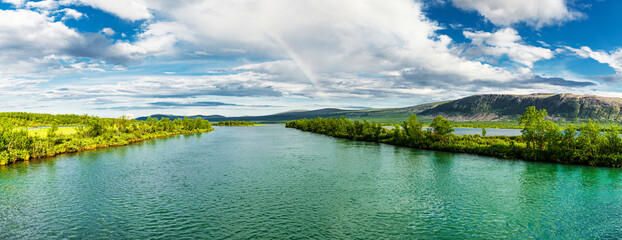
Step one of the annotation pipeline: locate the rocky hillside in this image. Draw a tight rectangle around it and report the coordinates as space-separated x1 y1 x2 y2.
418 93 622 121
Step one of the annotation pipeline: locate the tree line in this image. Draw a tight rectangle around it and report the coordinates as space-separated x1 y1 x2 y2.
0 114 213 165
286 106 622 168
0 112 91 127
213 121 256 126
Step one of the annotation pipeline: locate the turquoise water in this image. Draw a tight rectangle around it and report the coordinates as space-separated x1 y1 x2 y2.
1 125 621 239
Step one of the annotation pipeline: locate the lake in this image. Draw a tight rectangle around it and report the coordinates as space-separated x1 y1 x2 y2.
1 125 621 239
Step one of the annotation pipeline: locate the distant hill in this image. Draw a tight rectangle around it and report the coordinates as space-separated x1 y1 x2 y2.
135 102 445 123
420 93 622 121
136 93 622 123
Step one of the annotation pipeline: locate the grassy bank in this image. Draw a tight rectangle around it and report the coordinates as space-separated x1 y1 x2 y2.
286 107 622 168
0 113 213 166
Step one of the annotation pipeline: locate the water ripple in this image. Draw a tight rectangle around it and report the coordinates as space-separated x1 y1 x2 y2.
1 126 621 239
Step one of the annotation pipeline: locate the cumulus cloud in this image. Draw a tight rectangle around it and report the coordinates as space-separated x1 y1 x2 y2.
20 0 151 20
25 0 59 9
107 22 178 61
76 0 151 21
0 9 83 76
451 0 584 27
2 0 26 7
0 0 603 116
463 28 554 69
58 8 83 20
159 0 536 95
567 46 622 72
567 46 622 82
0 7 158 77
100 27 115 36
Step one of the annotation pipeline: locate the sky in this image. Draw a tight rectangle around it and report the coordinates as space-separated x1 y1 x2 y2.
1 0 622 117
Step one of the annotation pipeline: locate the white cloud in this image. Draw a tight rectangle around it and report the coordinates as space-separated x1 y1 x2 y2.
567 46 622 73
0 77 48 94
101 27 115 36
2 0 26 7
463 28 554 69
25 0 58 9
108 22 178 60
41 72 304 100
77 0 151 21
0 0 579 92
0 0 601 117
0 8 144 78
0 9 82 75
58 8 84 20
154 0 526 89
20 0 152 20
0 9 79 49
451 0 584 27
567 46 622 82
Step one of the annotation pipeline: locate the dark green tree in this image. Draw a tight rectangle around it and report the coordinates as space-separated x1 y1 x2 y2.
431 115 454 143
519 106 547 150
87 119 104 137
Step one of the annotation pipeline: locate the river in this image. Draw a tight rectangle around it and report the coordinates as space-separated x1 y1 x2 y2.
1 125 620 239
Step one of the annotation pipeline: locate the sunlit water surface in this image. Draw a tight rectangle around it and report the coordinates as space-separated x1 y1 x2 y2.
1 125 621 239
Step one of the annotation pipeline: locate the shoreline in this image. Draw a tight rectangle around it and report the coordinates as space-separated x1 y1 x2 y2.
285 116 622 168
288 126 619 168
0 128 213 166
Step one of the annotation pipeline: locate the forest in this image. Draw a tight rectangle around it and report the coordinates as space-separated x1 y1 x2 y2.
0 113 213 165
286 106 622 168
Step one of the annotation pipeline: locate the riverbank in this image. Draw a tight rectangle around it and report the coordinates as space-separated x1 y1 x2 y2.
285 112 622 168
1 129 213 166
0 113 213 166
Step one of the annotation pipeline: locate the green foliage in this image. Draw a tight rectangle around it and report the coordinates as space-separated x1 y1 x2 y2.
431 116 454 143
87 119 104 137
287 107 622 168
47 124 59 138
214 121 256 126
0 112 89 127
285 116 386 142
519 106 548 150
0 112 213 166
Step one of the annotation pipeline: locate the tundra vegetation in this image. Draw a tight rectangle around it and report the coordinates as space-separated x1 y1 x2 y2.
0 113 212 165
286 106 622 168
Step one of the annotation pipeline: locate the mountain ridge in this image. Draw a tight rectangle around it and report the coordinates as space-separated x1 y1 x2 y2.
136 93 622 123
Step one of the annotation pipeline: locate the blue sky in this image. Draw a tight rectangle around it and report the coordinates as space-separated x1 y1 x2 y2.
1 0 622 117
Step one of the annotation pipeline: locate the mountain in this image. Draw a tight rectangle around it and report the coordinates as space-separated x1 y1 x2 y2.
135 102 445 123
420 93 622 121
136 93 622 123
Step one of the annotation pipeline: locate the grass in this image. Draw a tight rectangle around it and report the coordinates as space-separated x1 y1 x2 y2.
27 127 78 138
